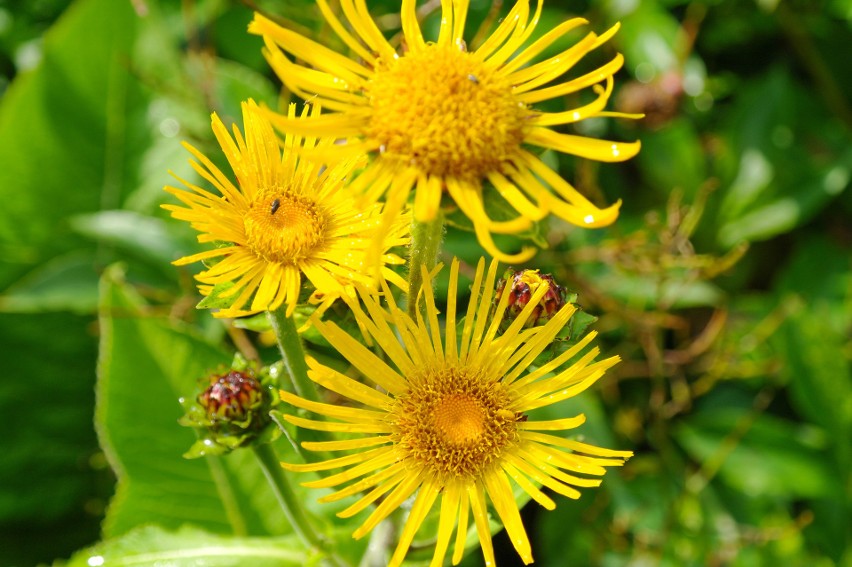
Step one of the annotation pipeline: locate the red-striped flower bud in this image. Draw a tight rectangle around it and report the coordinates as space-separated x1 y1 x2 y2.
495 268 569 328
179 355 280 458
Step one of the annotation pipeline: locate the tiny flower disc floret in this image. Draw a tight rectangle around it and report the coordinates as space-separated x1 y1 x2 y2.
244 189 329 264
394 364 517 478
250 0 642 262
278 258 632 567
162 100 409 317
369 44 527 180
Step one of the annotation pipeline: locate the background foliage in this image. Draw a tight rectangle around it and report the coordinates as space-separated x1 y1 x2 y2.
0 0 849 565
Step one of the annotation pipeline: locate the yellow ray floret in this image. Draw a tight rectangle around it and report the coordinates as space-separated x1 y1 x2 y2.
162 99 409 318
280 257 632 566
249 0 641 262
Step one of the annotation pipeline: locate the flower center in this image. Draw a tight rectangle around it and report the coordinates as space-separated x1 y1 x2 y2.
243 191 328 264
392 365 518 479
368 44 527 180
433 394 485 446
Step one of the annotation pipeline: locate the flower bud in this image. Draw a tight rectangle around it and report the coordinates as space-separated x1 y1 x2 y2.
179 355 281 458
494 268 570 328
199 370 264 423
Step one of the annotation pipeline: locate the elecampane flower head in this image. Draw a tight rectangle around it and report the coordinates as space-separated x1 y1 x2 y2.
249 0 641 262
280 258 632 566
163 99 408 318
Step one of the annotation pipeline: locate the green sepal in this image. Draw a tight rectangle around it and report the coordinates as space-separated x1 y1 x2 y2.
232 311 273 332
183 434 245 459
563 304 596 341
533 306 600 366
196 280 240 310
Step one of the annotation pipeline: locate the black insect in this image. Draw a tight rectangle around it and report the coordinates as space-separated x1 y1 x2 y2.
270 198 280 215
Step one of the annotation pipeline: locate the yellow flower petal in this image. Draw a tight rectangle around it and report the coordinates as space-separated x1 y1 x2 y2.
162 100 408 315
278 257 630 567
251 0 640 260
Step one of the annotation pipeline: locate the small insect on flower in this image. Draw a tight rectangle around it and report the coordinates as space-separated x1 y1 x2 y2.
162 100 409 318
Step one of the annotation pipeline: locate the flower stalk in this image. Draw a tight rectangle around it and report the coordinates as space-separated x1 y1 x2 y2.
407 212 444 317
252 443 348 567
268 306 319 405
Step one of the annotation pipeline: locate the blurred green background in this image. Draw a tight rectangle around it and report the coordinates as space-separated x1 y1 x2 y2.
0 0 849 565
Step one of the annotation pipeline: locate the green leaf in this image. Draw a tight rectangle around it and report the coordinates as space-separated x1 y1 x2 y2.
0 0 150 290
196 280 240 310
675 409 839 499
96 264 288 537
717 153 851 246
565 308 598 342
587 269 724 309
64 525 308 567
635 119 708 200
774 234 852 319
68 210 190 269
775 300 852 469
614 2 683 74
715 69 851 246
211 57 279 121
829 0 852 21
0 250 99 313
0 311 103 561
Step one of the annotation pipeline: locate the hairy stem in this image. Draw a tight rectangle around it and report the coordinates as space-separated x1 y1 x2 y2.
253 443 349 567
407 212 444 317
268 307 319 404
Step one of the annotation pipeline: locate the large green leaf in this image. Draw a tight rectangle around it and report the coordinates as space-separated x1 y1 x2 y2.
614 2 682 74
773 234 852 333
68 211 187 271
0 1 145 559
772 234 852 469
675 409 839 500
64 525 308 567
635 119 708 201
714 69 850 247
0 0 149 290
0 250 100 314
775 302 852 469
0 311 105 565
96 264 288 537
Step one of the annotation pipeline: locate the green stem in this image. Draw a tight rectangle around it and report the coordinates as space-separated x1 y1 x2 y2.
268 307 319 404
407 212 444 317
253 443 349 567
267 309 331 463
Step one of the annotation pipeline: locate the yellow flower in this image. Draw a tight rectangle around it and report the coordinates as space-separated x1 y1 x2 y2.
249 0 640 262
280 258 632 566
163 99 408 318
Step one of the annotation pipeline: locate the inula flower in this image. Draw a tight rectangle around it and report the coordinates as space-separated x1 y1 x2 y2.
163 99 408 318
279 258 631 566
249 0 640 262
